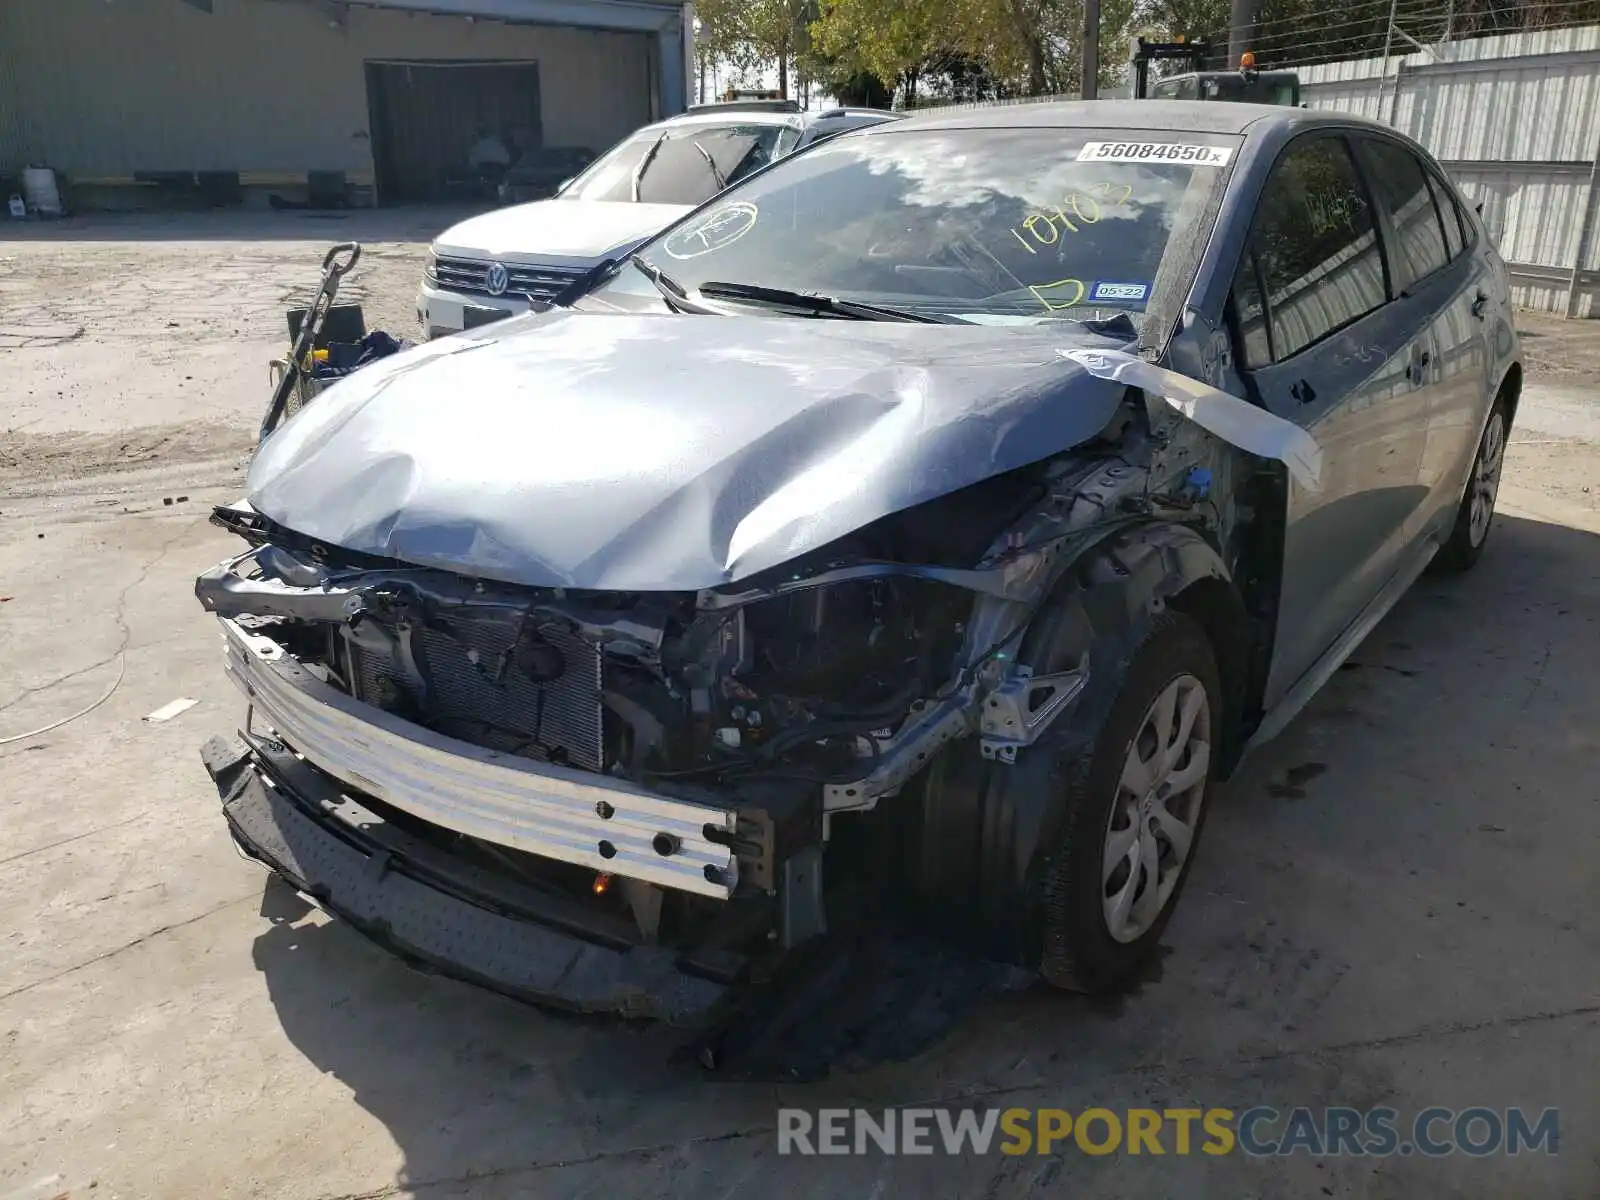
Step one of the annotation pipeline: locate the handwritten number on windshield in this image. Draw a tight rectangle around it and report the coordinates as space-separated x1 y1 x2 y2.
1009 181 1128 254
1099 181 1133 207
1019 214 1059 247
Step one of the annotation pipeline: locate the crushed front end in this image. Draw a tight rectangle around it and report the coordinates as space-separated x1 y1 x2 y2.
192 317 1286 1027
194 492 1065 1023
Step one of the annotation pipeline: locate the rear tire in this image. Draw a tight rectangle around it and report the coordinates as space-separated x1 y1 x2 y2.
1434 394 1509 573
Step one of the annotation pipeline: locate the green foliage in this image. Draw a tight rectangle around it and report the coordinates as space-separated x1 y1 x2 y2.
809 0 1141 99
696 0 815 91
811 0 947 91
700 0 1600 106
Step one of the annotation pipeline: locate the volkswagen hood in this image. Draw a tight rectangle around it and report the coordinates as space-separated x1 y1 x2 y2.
246 310 1133 591
432 200 694 263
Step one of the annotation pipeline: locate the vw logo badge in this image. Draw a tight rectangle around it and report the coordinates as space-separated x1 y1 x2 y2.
485 262 510 296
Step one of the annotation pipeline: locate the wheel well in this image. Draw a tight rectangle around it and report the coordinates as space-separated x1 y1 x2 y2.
1499 361 1523 427
1166 576 1253 776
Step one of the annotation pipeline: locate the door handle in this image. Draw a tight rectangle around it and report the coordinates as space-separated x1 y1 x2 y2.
1407 348 1432 384
1470 290 1489 319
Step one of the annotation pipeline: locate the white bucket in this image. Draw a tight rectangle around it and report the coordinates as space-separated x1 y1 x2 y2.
22 166 62 216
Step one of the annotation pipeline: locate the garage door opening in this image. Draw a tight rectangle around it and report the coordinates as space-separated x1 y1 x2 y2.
365 59 542 203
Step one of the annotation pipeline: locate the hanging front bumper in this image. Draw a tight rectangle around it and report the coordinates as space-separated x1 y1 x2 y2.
201 733 731 1022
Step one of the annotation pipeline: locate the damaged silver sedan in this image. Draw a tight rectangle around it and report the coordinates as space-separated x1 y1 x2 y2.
197 102 1520 1026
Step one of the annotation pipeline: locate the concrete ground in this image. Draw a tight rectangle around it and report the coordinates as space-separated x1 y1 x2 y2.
1 211 1596 1200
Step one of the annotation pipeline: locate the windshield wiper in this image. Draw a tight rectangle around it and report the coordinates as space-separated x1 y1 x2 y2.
692 141 728 191
630 131 670 202
696 281 962 323
630 255 719 315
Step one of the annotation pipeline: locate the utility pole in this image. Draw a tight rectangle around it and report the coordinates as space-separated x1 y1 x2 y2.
1227 0 1258 66
1082 0 1100 99
1377 0 1399 125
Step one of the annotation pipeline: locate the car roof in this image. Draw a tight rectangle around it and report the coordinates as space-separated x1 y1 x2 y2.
883 99 1385 137
641 106 900 135
812 107 902 121
647 108 803 133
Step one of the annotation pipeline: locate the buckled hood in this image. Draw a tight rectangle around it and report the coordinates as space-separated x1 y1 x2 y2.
246 309 1133 590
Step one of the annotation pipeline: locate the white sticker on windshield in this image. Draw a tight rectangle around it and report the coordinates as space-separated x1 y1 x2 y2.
1091 281 1150 302
1077 141 1234 166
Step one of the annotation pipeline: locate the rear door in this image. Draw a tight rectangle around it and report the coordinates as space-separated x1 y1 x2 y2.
1353 134 1487 542
1229 133 1429 706
1426 166 1498 533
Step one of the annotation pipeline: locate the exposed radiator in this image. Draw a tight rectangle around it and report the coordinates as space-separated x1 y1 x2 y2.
349 619 604 772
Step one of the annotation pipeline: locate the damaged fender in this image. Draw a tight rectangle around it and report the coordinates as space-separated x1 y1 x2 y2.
1014 518 1242 768
910 519 1245 954
1060 347 1323 492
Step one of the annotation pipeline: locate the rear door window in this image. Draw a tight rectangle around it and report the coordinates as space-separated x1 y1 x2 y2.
1429 170 1473 253
1430 173 1462 260
1248 134 1389 361
1357 137 1451 290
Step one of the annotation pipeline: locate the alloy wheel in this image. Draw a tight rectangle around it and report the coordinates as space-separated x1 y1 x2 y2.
1101 674 1212 944
1468 410 1506 548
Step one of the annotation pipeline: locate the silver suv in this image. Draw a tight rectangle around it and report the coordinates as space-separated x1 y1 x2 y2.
416 102 900 339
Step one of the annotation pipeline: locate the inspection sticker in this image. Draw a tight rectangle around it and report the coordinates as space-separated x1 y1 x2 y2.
1091 281 1150 302
1077 141 1234 166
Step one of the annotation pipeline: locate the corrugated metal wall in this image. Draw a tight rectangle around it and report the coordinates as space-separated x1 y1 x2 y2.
0 5 33 174
0 0 654 182
1301 25 1600 315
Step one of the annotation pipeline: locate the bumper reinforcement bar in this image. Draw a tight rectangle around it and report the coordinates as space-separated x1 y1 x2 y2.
218 616 739 899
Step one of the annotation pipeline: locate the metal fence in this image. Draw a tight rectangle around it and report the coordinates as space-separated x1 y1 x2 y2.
901 24 1600 317
899 90 1085 111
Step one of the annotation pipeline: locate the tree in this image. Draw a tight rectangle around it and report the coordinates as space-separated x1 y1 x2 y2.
794 28 896 106
696 0 816 98
694 0 753 70
812 0 950 101
813 0 1139 100
990 0 1062 94
748 0 815 98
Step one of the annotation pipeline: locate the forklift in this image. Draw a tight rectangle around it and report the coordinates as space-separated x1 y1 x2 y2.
1131 37 1301 105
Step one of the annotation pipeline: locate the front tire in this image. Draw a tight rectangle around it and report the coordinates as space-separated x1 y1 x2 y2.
1036 613 1221 993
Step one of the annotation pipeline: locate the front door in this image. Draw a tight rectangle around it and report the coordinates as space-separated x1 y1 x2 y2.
1229 133 1431 706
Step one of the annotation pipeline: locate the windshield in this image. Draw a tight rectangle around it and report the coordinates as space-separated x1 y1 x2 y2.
1158 73 1299 105
559 122 801 205
597 127 1238 325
